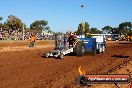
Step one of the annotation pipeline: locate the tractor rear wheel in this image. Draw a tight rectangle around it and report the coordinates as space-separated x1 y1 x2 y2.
92 48 96 55
74 41 85 56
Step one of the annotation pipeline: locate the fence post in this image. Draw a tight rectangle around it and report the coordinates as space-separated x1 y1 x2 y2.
22 23 24 41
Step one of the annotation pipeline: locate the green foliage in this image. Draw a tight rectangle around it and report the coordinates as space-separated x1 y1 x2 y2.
0 23 2 29
102 26 113 34
76 23 82 35
76 22 90 35
6 15 24 31
76 22 102 35
0 17 3 21
1 15 131 36
45 26 50 30
44 26 53 33
119 22 131 28
3 22 10 30
111 27 119 34
90 27 102 34
118 22 132 35
101 22 132 35
127 30 132 36
0 17 3 29
0 15 53 33
30 20 48 32
0 17 9 31
84 22 90 34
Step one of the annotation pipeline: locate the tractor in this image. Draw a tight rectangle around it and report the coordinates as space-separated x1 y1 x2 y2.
42 33 99 59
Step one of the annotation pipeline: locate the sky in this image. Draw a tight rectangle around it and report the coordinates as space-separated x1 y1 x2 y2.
1 0 132 33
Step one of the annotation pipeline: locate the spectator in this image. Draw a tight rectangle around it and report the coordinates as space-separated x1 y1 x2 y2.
29 33 36 47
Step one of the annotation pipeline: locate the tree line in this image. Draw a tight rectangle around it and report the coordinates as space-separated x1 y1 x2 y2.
1 15 132 36
0 15 53 33
76 22 132 36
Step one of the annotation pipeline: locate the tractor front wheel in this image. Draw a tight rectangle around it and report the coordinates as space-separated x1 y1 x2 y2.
45 53 49 58
59 53 64 59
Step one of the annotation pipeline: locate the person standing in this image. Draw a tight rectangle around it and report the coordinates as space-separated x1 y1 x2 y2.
29 33 36 47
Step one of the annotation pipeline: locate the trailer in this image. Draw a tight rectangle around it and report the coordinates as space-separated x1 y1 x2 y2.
90 34 106 53
76 35 96 55
77 34 106 54
42 34 95 59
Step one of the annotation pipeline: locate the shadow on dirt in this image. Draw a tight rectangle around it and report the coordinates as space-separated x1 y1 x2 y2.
111 55 130 58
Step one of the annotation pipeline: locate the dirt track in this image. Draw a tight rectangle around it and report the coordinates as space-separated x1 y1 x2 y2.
0 41 132 88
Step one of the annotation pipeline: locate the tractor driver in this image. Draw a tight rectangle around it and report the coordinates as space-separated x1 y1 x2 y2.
72 32 77 46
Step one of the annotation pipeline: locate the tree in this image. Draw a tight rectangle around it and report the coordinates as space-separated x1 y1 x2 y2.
6 15 24 31
45 26 50 30
30 20 48 32
102 26 113 34
2 22 10 31
76 22 90 35
111 27 119 34
90 27 102 34
119 22 131 28
76 23 82 35
0 17 3 30
127 30 132 36
0 23 2 30
0 17 3 21
84 22 90 34
90 27 97 34
48 29 52 33
119 22 132 35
